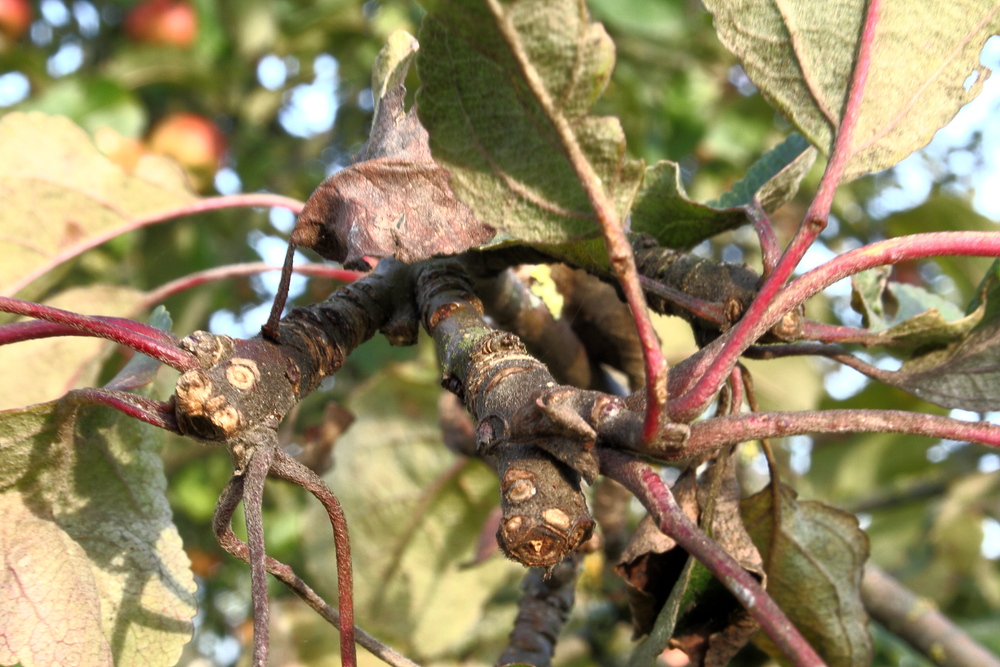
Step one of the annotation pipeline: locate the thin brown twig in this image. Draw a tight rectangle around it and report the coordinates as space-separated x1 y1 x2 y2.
269 448 357 667
211 474 418 667
243 443 276 667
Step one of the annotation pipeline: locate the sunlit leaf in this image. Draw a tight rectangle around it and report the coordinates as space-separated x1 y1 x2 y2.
741 484 872 667
704 0 1000 180
629 160 747 249
0 395 196 667
0 112 197 297
850 266 980 349
416 0 643 245
303 352 523 661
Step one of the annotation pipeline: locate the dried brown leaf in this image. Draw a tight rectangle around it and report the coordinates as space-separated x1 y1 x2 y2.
293 33 494 268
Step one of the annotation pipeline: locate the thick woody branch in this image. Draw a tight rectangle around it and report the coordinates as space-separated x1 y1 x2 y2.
416 259 599 567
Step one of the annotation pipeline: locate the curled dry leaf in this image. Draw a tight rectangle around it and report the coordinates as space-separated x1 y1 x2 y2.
852 263 1000 411
292 31 494 269
616 460 763 664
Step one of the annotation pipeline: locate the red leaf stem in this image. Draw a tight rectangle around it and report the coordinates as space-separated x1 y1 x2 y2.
141 262 364 308
5 193 305 297
484 0 668 446
0 296 197 371
69 387 179 432
747 201 782 276
667 0 881 423
669 230 1000 421
684 409 1000 455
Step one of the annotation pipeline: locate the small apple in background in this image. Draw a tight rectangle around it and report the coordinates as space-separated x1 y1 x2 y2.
124 0 197 48
146 112 226 190
0 0 32 42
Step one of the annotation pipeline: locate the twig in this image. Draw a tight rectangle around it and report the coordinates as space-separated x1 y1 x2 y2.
140 261 364 309
269 448 357 667
211 476 417 667
5 193 305 297
243 439 276 667
681 409 1000 457
497 554 582 667
747 200 782 276
862 563 1000 667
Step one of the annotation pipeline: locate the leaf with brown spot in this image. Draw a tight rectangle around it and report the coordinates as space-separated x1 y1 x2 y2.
292 31 494 269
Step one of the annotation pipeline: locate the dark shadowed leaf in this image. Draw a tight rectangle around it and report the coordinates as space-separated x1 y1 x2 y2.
854 263 1000 410
0 112 196 298
740 484 872 667
704 0 999 181
0 394 196 667
292 31 494 268
415 0 643 245
617 461 762 665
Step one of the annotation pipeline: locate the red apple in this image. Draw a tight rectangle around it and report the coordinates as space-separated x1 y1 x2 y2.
124 0 197 48
146 112 225 189
0 0 32 42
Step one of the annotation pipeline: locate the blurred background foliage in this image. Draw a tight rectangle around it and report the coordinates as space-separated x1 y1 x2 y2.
1 0 999 665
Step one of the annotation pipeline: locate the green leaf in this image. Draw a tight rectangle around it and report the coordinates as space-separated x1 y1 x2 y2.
709 132 817 212
629 160 748 249
740 484 873 667
0 396 197 667
0 112 197 297
416 0 643 245
0 285 149 411
704 0 1000 181
17 77 147 139
850 263 1000 410
303 353 523 661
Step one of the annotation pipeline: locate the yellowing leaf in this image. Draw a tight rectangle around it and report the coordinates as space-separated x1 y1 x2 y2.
0 112 197 297
0 396 196 667
704 0 1000 181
